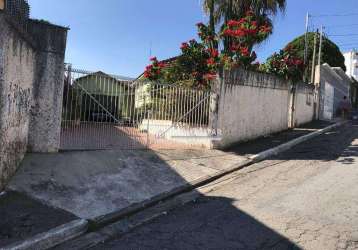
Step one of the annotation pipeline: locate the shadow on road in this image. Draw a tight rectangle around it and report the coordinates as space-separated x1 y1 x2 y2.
91 196 301 250
226 122 358 165
271 123 358 165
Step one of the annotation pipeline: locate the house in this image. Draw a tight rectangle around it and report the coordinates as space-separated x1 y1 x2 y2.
67 71 135 122
315 63 352 120
134 56 178 109
344 50 358 81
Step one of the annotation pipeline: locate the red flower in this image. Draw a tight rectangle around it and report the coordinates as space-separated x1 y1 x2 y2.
294 59 303 66
227 20 241 27
158 62 167 68
144 71 151 78
207 48 219 58
150 57 157 62
240 47 250 57
203 73 217 80
234 29 246 37
207 58 216 66
223 29 234 36
181 42 189 50
246 10 254 16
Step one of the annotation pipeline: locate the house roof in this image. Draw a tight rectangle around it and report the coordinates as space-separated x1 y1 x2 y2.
73 70 135 83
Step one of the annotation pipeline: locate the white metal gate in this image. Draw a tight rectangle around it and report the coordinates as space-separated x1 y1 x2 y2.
60 66 213 150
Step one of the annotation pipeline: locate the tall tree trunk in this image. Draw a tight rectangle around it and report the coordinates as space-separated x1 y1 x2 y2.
209 0 218 49
223 0 233 52
209 0 215 34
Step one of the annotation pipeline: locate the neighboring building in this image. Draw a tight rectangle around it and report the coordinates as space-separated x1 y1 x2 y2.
69 72 135 121
344 50 358 81
350 77 358 109
315 64 352 120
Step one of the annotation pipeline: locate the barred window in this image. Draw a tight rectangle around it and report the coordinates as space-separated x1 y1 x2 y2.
4 0 30 20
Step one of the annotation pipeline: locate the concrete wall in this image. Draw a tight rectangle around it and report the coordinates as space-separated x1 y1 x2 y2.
0 13 35 190
293 83 315 126
27 20 67 152
316 64 351 120
0 12 67 190
216 69 291 148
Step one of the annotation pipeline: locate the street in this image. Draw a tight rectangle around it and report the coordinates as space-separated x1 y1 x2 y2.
90 123 358 250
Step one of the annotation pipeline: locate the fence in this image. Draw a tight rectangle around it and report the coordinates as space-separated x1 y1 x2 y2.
60 66 213 150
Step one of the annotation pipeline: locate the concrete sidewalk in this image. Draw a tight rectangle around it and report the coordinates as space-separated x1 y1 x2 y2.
8 149 247 222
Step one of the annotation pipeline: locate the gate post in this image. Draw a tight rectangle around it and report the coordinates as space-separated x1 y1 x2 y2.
209 72 222 137
27 20 68 152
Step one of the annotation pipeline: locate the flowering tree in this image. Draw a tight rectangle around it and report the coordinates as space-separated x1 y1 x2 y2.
143 57 166 81
143 10 273 88
221 11 272 68
261 45 305 81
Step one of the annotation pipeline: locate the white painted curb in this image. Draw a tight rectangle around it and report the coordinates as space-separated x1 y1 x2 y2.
249 121 348 162
2 219 88 250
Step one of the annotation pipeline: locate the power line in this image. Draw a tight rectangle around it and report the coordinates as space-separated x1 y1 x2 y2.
311 13 358 18
337 43 358 46
328 34 358 37
326 23 358 28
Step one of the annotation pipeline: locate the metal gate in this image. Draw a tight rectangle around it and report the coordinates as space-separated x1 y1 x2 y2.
60 66 213 150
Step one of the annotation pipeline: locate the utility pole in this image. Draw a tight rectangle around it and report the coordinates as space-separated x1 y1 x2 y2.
310 30 318 84
318 25 324 67
304 12 310 65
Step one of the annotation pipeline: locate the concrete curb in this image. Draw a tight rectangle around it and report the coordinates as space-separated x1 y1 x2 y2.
249 121 348 162
2 219 88 250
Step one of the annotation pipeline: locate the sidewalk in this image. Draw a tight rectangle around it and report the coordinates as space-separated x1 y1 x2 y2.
3 120 338 248
8 149 247 222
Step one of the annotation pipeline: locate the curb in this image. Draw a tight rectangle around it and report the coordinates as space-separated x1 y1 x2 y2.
39 121 349 249
2 219 88 250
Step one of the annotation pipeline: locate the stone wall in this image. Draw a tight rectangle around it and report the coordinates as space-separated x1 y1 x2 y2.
0 12 67 190
215 69 291 148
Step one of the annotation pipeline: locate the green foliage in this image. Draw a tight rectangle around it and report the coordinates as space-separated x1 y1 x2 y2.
261 46 304 81
285 32 346 71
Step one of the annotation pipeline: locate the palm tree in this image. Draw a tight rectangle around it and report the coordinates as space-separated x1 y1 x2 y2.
202 0 285 51
202 0 286 29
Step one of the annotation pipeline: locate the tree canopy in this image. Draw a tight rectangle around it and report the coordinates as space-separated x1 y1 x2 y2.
284 32 346 71
203 0 286 27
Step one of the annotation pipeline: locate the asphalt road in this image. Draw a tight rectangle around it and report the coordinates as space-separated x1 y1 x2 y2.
90 123 358 250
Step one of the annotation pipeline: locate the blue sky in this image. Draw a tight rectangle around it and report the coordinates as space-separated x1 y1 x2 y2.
29 0 358 78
